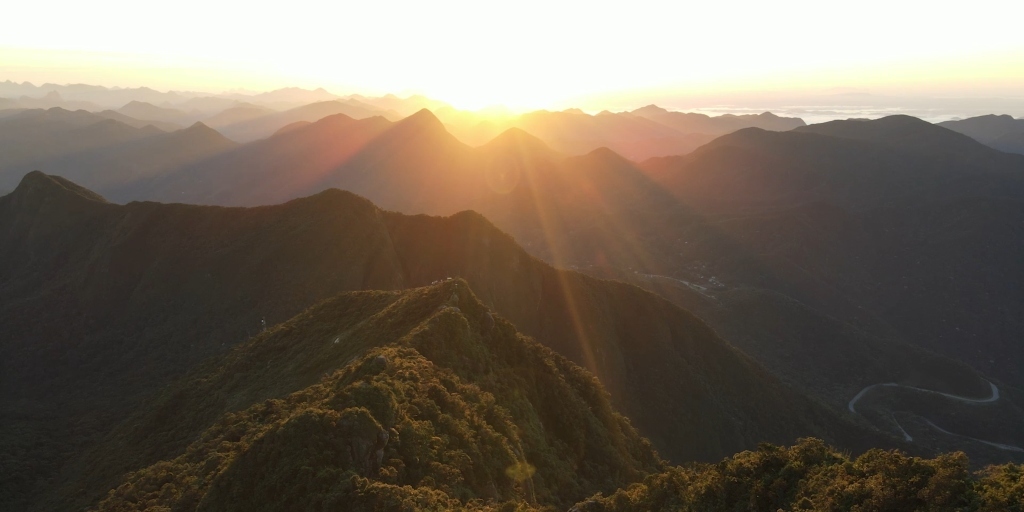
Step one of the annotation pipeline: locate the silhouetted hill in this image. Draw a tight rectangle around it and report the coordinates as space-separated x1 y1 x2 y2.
638 119 1024 407
346 93 448 117
646 122 1024 213
940 114 1024 155
10 90 102 111
4 120 237 193
1 173 888 510
217 100 397 142
93 109 182 131
9 169 109 204
202 103 276 129
632 104 806 134
795 115 1000 162
118 100 200 125
130 113 393 205
248 86 339 108
444 108 715 160
0 108 157 189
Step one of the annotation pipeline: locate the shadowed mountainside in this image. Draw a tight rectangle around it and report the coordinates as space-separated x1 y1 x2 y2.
631 104 806 134
939 114 1024 155
0 108 237 192
639 117 1024 391
439 106 804 160
215 100 400 142
0 172 888 511
117 112 1024 463
117 101 201 126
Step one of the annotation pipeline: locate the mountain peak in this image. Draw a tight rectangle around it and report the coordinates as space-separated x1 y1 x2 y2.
384 108 453 142
185 120 211 131
482 126 553 149
632 104 668 116
796 115 994 156
478 127 561 163
121 100 152 108
7 171 108 205
401 108 443 127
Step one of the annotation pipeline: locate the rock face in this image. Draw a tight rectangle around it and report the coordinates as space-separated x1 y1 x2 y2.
373 428 390 474
481 311 495 334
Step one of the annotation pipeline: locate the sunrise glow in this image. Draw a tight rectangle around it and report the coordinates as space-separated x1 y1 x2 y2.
4 0 1023 111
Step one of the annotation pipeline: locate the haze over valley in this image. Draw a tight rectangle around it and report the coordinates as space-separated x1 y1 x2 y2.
3 1 1024 510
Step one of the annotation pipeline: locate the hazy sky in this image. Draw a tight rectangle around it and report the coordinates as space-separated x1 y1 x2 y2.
3 0 1023 110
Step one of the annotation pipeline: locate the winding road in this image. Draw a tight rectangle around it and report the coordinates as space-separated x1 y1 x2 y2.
848 380 999 414
848 380 1022 452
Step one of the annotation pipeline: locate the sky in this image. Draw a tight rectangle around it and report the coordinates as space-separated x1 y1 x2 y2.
3 0 1024 111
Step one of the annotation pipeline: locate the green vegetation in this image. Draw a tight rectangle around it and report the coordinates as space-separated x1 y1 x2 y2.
92 281 659 511
574 438 1024 512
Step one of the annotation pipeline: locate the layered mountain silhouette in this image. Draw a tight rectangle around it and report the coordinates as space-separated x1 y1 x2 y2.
117 100 203 125
439 106 804 160
639 116 1024 397
0 109 237 192
215 100 400 142
940 114 1024 155
0 172 890 511
202 102 275 129
93 109 182 131
111 110 1024 464
0 108 161 189
631 104 806 134
6 90 103 111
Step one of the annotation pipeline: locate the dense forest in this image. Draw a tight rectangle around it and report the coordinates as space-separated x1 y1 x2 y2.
577 439 1024 512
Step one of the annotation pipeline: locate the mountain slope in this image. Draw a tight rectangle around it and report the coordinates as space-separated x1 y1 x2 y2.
646 118 1024 213
117 100 200 125
42 122 239 192
0 108 158 189
635 119 1024 409
442 107 717 160
217 100 396 142
126 113 393 204
93 109 182 131
631 104 806 134
84 282 660 512
124 112 1024 463
940 114 1024 155
0 173 889 511
795 114 1004 162
202 103 276 129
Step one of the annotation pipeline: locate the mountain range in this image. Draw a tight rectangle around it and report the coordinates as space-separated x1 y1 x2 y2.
0 108 238 192
4 169 1023 511
437 106 805 160
103 110 1024 466
4 85 1024 510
